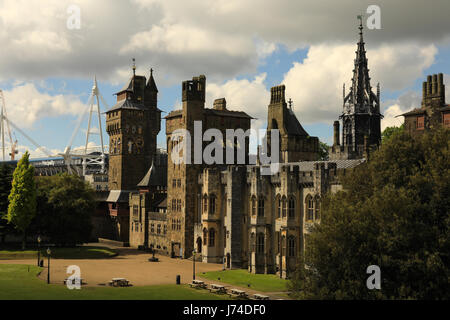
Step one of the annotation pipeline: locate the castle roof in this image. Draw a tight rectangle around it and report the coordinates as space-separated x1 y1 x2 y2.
165 108 252 119
137 160 167 187
285 108 308 136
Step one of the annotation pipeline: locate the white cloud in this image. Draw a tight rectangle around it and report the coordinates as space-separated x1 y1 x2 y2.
2 82 87 128
206 73 270 128
1 0 449 82
282 42 437 124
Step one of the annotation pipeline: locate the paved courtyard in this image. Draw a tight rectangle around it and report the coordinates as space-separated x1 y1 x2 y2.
0 244 223 287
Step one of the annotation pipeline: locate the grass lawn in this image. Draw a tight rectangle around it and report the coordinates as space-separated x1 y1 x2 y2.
0 246 118 260
0 264 230 300
198 269 289 292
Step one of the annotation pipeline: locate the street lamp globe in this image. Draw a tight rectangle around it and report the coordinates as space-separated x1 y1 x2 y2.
46 248 51 255
37 236 41 244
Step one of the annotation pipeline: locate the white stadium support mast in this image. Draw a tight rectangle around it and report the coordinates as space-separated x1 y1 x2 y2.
61 76 108 176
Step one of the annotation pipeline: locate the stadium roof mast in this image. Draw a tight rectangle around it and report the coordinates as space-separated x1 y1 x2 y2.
62 76 108 176
0 90 18 161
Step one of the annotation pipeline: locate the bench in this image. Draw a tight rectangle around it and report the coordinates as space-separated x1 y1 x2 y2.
229 288 249 299
63 278 85 285
189 280 207 289
209 284 227 294
253 294 270 300
109 278 131 287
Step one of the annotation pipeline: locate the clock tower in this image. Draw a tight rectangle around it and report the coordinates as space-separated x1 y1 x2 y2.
106 64 161 191
105 62 161 242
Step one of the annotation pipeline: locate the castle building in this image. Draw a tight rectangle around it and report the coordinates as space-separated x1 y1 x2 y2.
401 73 450 134
330 20 382 160
104 63 161 243
124 22 377 276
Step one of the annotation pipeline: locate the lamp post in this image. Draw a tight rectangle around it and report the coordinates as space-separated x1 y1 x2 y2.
37 235 41 267
192 249 196 281
46 247 51 284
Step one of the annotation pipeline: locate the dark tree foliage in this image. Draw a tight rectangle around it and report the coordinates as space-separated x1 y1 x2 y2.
0 164 14 243
35 173 95 246
318 141 330 161
381 124 404 142
289 127 450 299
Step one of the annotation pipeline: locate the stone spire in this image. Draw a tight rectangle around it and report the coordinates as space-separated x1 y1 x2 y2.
343 17 379 114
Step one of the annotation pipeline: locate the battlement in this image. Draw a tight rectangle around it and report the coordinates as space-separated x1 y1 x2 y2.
182 75 206 102
270 85 286 104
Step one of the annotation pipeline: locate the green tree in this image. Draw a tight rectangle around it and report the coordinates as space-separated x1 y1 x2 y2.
289 127 450 299
35 173 94 246
0 164 14 243
381 124 404 142
7 152 36 249
318 141 330 161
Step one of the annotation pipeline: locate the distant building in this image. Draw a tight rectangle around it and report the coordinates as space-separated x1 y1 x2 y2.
401 73 450 134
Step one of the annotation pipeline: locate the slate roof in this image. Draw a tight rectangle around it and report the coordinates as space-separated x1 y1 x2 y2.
137 161 167 187
165 108 252 119
285 108 308 136
400 108 427 117
108 99 146 112
106 190 132 203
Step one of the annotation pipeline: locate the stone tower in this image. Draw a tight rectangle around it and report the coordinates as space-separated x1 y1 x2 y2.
106 66 161 191
330 19 382 160
105 63 161 243
266 85 319 162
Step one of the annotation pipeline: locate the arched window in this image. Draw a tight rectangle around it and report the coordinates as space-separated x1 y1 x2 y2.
256 233 265 254
258 197 264 217
208 228 215 247
251 196 256 216
315 196 321 220
306 195 314 221
203 228 208 245
288 236 296 257
277 195 282 218
282 196 287 218
209 195 216 214
288 197 295 218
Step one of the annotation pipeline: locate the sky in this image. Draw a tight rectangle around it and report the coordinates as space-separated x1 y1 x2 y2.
0 0 449 159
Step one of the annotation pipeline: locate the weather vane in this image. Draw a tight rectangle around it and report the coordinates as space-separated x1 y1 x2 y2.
132 58 136 75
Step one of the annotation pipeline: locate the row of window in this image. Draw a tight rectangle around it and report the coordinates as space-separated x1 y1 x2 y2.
203 195 216 215
171 218 182 231
203 228 216 247
150 223 167 235
172 179 182 188
171 199 182 212
306 195 321 221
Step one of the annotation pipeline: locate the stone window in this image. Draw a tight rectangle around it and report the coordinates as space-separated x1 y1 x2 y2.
132 205 138 220
163 225 167 235
209 195 216 214
177 199 181 211
251 196 256 216
203 194 208 213
306 195 314 221
257 198 264 217
177 179 181 188
288 197 295 218
172 179 176 188
203 228 208 245
288 236 296 257
314 196 321 220
256 233 264 254
157 224 161 234
150 223 155 234
282 196 287 218
208 228 215 247
416 115 425 130
277 195 282 218
443 113 450 128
